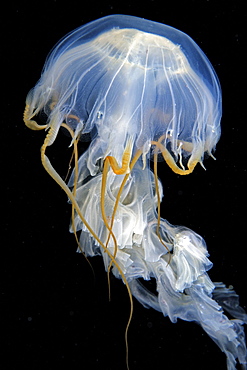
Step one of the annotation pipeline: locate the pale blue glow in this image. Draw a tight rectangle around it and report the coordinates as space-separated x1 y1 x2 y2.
25 15 246 369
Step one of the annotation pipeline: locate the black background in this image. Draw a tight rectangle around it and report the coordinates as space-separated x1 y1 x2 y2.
3 1 246 369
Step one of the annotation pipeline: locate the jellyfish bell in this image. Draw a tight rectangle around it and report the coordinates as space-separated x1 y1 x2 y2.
24 14 221 174
23 15 246 370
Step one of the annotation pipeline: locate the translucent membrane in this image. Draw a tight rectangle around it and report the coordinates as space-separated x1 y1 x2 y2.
24 15 246 370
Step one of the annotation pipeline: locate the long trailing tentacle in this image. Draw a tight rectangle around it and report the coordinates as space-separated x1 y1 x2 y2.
101 137 135 255
23 107 133 370
100 137 134 301
61 123 95 277
104 137 172 268
105 147 143 251
153 144 171 262
101 139 143 270
40 128 133 370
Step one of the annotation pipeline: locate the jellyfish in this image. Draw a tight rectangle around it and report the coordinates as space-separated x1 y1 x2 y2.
23 14 247 369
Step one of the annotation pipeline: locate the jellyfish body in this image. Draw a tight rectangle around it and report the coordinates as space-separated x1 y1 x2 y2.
24 15 246 369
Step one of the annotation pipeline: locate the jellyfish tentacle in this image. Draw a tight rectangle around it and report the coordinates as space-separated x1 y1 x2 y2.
104 148 143 253
67 114 80 122
102 137 135 244
60 123 81 243
101 138 136 299
102 137 135 260
103 147 144 253
64 148 76 183
23 104 48 131
105 136 134 175
61 123 96 280
102 148 145 301
153 145 171 261
101 158 118 253
101 156 119 301
39 124 133 369
152 135 200 175
37 122 126 278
